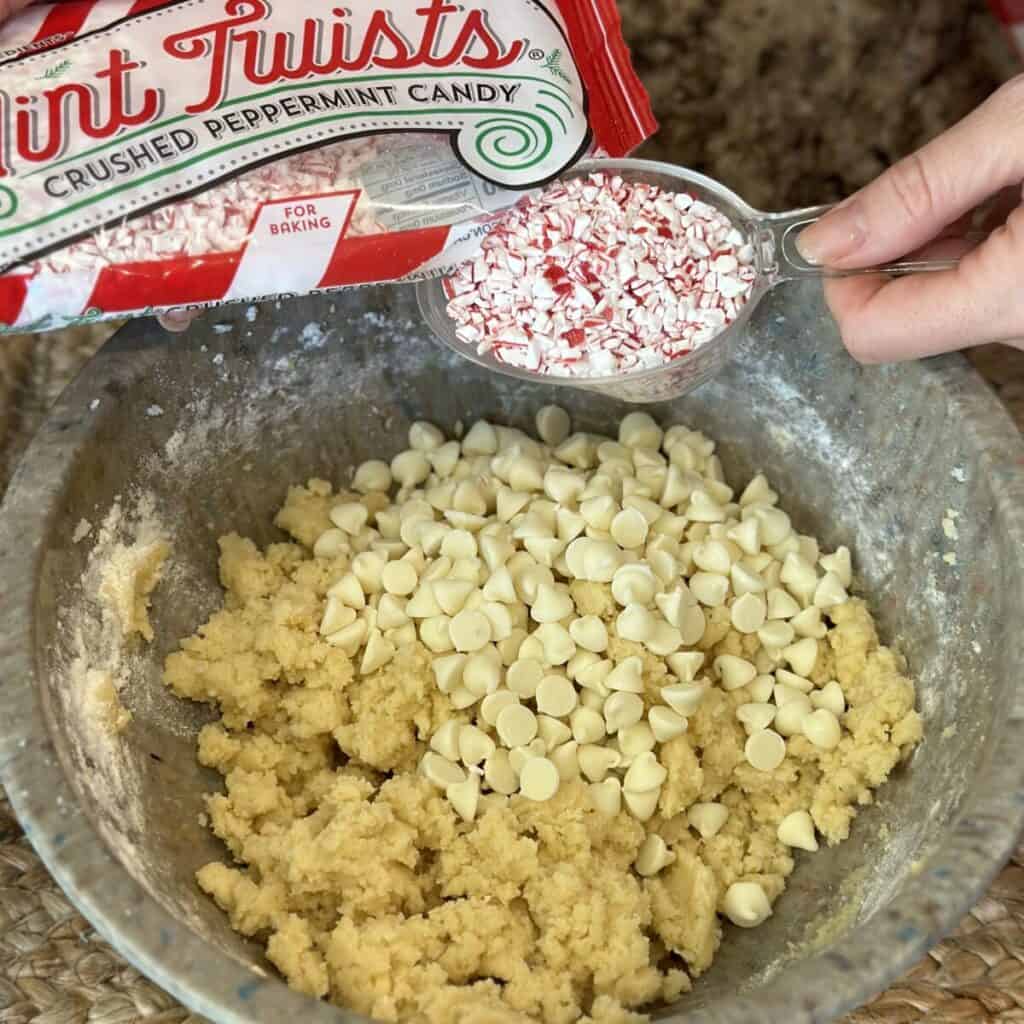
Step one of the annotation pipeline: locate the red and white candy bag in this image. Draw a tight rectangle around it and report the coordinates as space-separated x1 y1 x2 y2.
0 0 655 332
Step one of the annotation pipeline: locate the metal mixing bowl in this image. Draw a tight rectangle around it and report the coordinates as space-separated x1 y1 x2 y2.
2 282 1024 1024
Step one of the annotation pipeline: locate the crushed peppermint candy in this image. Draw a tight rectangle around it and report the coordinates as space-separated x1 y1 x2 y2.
443 173 757 377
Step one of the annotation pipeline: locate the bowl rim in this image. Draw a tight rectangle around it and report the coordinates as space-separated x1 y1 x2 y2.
2 311 1024 1024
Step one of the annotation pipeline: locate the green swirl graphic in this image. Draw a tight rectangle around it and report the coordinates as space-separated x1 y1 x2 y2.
471 115 553 173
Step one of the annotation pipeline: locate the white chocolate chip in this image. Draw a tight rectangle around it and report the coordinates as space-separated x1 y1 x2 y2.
326 619 367 655
571 707 607 744
535 405 571 446
666 651 704 682
736 702 776 733
757 619 795 649
773 694 812 737
688 802 730 839
377 594 410 630
618 722 656 758
408 421 445 451
661 682 706 717
360 629 396 675
635 834 675 877
606 656 645 694
458 724 495 766
533 623 576 665
619 413 662 450
441 529 478 561
777 810 819 852
745 729 786 771
616 604 657 644
508 739 547 774
623 787 660 822
497 704 538 747
730 593 767 634
610 508 649 548
569 615 608 653
482 565 517 604
481 689 519 726
766 587 801 620
430 720 462 762
536 714 572 751
623 751 667 793
313 529 349 559
814 571 849 610
431 653 466 693
782 637 818 678
462 420 499 455
589 778 622 816
446 773 480 823
421 752 466 788
649 706 688 743
723 882 772 928
550 740 580 781
519 757 560 801
604 691 645 733
449 609 492 652
484 749 519 795
689 572 730 607
612 563 659 606
506 658 543 698
352 552 386 594
819 546 853 588
391 450 431 488
352 460 392 493
775 669 814 693
747 675 776 703
330 572 366 610
582 540 624 583
381 559 418 597
693 539 733 574
463 650 501 696
531 583 575 623
320 596 357 636
791 606 827 639
330 502 369 535
535 675 578 718
810 681 846 717
419 616 453 653
802 708 841 750
715 655 757 691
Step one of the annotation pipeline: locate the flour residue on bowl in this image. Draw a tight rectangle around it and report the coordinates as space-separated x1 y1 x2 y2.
58 490 172 844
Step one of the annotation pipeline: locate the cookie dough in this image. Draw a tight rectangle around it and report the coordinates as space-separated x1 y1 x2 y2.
164 413 921 1023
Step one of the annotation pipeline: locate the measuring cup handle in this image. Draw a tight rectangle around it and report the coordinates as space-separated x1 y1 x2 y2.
758 205 965 280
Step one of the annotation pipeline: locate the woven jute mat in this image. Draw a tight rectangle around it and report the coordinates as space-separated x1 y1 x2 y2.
2 3 1024 1021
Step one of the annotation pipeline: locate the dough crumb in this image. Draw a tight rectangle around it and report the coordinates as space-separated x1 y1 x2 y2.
99 538 169 640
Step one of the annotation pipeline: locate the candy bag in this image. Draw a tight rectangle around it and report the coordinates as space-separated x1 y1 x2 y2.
0 0 655 332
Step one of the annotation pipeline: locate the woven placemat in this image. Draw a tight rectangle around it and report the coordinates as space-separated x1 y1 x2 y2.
2 3 1023 1019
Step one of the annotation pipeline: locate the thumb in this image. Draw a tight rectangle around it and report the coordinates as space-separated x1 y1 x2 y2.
822 206 1024 363
798 75 1024 269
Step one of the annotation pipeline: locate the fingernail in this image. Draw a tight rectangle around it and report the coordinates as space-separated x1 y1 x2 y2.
797 197 867 266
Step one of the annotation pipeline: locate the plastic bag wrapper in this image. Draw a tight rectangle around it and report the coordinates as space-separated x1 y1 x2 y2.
0 0 656 332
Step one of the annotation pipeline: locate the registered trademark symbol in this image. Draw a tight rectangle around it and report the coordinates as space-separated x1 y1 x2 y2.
528 48 545 60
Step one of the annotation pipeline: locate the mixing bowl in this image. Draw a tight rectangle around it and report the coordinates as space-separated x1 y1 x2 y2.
2 281 1024 1024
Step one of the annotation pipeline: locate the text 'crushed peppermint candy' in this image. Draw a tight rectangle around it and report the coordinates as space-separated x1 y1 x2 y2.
443 173 757 377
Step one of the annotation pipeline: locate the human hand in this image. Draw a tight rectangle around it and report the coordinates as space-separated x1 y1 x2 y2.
797 77 1024 364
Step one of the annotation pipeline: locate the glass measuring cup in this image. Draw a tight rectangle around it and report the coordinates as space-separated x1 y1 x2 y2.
416 157 961 405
